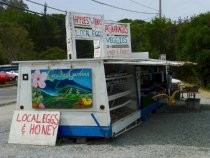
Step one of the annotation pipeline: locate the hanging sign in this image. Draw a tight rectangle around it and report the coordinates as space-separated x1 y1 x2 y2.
8 110 60 146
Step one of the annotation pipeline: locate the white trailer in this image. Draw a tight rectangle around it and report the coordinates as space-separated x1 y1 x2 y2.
13 11 190 138
15 59 139 137
15 58 187 138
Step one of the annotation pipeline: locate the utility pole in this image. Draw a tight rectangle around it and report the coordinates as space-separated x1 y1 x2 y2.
44 2 47 15
159 0 162 18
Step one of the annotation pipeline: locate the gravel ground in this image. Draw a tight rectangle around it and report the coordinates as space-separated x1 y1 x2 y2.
1 92 210 158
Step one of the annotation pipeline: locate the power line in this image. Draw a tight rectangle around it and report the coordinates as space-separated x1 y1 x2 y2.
25 0 66 13
128 0 158 11
90 0 158 15
0 1 65 21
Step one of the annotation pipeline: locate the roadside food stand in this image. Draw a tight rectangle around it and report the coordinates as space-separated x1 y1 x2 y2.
13 11 190 139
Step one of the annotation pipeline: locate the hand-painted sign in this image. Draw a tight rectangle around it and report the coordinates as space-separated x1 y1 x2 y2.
31 68 93 109
66 12 104 59
106 36 129 45
75 28 103 39
104 22 131 57
107 48 130 57
8 110 60 146
73 14 103 27
65 12 132 59
105 23 129 35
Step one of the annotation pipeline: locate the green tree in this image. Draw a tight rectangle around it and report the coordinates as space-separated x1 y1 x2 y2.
0 22 35 63
175 13 210 86
0 10 66 54
195 50 210 87
3 0 28 11
142 17 177 60
38 47 66 60
0 43 8 64
176 13 210 61
130 20 145 52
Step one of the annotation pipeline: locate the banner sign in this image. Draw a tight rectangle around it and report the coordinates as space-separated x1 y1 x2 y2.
8 110 60 146
31 68 93 109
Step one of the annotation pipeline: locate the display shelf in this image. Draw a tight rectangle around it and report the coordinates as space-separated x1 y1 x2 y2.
108 90 131 101
106 78 129 87
106 74 132 81
110 99 132 111
110 106 136 123
105 68 138 126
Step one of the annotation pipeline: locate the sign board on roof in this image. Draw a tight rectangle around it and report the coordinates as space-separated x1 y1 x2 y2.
8 110 60 146
104 22 131 58
65 12 132 59
66 12 104 59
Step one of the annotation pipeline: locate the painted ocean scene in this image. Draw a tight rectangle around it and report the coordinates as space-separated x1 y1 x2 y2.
31 68 93 109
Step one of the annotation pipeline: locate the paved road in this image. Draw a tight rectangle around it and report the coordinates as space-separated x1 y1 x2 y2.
0 86 17 105
0 104 14 121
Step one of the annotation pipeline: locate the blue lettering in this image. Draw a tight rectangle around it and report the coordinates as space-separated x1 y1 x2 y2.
92 30 102 37
106 36 128 45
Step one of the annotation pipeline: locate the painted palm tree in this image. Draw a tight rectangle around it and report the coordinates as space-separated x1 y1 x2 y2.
152 90 181 105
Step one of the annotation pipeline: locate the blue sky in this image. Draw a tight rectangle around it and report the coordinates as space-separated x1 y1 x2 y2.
24 0 210 21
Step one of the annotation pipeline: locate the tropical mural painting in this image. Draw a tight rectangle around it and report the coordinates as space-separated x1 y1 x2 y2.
31 68 93 109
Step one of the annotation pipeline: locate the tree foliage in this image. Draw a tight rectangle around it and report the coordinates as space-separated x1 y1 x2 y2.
0 9 66 62
1 0 28 11
39 47 66 60
0 22 35 63
175 13 210 86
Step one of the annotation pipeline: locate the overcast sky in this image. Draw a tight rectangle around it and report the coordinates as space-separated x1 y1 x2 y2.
24 0 210 21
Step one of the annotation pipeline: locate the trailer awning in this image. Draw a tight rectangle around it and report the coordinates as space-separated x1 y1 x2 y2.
104 58 196 67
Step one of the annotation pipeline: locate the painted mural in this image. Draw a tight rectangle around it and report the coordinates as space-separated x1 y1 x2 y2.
31 68 92 109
